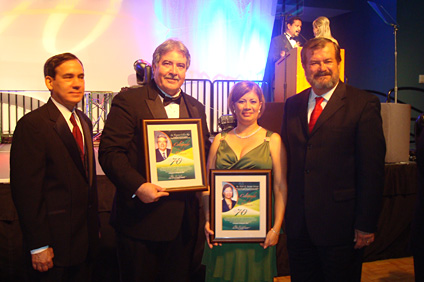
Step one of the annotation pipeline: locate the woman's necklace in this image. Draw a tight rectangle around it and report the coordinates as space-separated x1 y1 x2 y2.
233 126 262 139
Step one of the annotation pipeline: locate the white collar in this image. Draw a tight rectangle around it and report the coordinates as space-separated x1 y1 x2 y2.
309 82 339 103
51 97 75 121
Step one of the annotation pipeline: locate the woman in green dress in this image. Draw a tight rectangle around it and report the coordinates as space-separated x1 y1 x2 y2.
202 81 288 282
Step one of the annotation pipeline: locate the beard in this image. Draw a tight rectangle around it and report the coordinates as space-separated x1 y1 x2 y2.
306 69 339 91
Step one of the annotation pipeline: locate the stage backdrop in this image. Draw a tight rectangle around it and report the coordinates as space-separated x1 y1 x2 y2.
0 0 275 92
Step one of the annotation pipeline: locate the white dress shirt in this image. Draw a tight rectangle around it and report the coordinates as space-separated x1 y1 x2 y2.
307 83 338 123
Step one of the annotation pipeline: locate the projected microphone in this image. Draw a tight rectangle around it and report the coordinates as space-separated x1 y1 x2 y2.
298 33 308 45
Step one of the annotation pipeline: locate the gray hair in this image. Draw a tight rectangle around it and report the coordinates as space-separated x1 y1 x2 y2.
152 39 191 69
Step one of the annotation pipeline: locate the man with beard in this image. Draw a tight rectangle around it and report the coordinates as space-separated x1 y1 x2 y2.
280 37 386 281
99 39 210 282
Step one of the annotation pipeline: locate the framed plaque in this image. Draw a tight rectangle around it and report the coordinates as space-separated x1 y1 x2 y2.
210 169 272 243
143 118 207 192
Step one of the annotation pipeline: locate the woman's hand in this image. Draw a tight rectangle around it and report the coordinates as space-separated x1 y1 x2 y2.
205 221 221 248
260 229 279 249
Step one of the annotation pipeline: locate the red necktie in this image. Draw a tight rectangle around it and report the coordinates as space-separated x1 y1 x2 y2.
70 113 84 162
309 97 324 132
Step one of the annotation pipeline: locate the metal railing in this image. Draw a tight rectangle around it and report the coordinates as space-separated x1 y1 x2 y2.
0 91 113 140
84 92 114 137
0 91 47 138
211 80 267 134
1 80 268 139
181 79 214 133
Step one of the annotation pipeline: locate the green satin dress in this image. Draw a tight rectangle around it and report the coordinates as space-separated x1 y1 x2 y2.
203 130 276 282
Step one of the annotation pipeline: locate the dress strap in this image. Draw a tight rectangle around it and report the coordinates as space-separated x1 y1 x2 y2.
264 130 273 142
220 131 228 141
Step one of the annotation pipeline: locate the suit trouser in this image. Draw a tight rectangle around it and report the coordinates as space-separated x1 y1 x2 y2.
0 219 30 282
413 252 424 282
286 220 363 282
29 260 92 282
116 229 195 282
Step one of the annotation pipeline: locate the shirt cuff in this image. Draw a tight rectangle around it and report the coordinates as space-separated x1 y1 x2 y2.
31 245 49 254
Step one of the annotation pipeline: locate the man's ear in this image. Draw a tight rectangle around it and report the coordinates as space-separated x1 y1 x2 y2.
45 76 54 91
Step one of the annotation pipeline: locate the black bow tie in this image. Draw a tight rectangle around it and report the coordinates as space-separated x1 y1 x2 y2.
158 92 181 106
286 33 296 40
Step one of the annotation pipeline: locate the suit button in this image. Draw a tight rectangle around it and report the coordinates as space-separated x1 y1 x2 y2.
305 170 310 174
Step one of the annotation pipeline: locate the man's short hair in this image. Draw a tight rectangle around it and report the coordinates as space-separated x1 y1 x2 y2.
44 53 82 78
152 39 191 70
287 16 302 26
301 37 341 68
157 135 168 143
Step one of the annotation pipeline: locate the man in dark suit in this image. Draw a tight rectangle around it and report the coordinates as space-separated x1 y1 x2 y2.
99 39 211 282
268 16 303 63
10 53 99 282
281 38 386 281
263 16 302 100
155 134 171 162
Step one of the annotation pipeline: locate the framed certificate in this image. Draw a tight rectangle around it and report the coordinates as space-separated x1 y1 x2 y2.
143 118 207 192
210 169 272 243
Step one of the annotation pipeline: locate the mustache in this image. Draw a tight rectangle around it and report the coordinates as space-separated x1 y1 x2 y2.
164 74 180 81
314 71 332 78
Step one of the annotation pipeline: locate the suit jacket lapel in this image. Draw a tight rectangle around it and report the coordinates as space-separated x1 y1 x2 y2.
78 111 94 186
144 81 198 119
296 90 310 136
47 99 88 179
183 93 200 118
282 35 293 51
310 82 346 135
145 84 168 118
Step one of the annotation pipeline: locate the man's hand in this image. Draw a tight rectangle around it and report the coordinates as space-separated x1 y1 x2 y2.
32 247 54 272
354 229 375 249
135 182 169 203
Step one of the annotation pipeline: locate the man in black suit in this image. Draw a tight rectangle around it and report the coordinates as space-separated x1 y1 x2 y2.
281 38 386 281
269 16 303 63
99 39 211 282
10 53 99 281
155 134 171 162
263 16 302 100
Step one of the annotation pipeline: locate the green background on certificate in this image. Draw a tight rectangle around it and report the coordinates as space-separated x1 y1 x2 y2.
168 130 193 155
157 165 195 181
222 181 260 231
